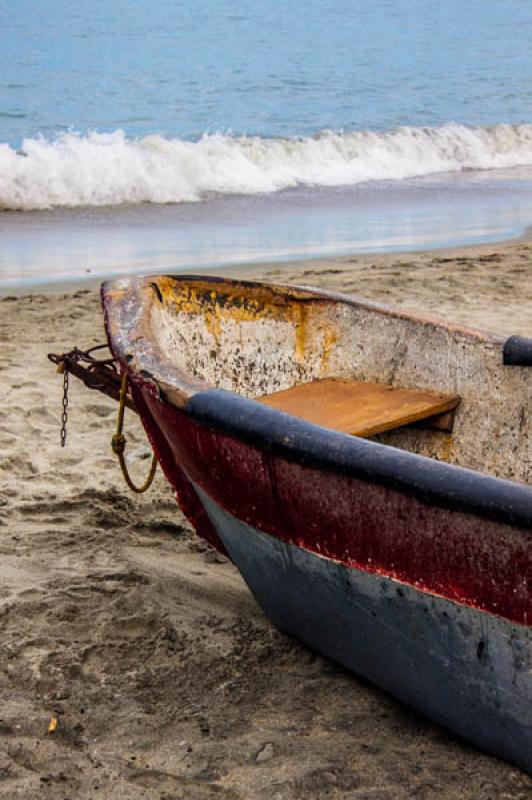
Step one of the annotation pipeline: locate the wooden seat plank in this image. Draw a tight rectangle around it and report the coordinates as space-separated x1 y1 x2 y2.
256 378 460 438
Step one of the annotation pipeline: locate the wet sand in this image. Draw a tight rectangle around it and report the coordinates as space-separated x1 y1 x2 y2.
1 239 531 798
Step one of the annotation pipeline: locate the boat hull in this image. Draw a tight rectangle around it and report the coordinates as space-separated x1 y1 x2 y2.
99 275 532 773
193 479 532 774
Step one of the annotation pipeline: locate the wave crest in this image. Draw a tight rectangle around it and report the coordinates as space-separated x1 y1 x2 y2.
2 123 532 210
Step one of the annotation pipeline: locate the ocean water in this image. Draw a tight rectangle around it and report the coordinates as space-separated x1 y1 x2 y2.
1 1 532 285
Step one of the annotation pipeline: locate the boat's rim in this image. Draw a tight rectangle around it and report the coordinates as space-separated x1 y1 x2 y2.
102 273 532 529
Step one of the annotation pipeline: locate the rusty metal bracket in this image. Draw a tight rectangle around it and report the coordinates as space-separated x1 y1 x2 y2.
48 344 137 413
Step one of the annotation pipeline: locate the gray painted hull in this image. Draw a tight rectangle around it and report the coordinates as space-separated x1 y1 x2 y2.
193 481 532 773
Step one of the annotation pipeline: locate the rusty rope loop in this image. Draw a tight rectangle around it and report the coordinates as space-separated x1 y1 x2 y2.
111 371 157 494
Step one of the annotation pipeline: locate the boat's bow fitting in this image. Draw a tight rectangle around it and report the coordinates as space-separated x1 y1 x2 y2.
48 344 138 412
48 344 157 493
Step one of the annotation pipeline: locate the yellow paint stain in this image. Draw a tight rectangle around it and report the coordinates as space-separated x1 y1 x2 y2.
154 278 322 359
320 326 337 374
294 305 308 363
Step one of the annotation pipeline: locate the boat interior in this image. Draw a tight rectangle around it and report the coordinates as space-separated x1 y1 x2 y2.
136 275 532 484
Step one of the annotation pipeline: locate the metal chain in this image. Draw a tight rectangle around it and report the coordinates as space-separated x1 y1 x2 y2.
60 367 69 447
49 344 113 448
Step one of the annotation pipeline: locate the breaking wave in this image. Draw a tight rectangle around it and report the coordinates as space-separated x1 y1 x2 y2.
2 123 532 210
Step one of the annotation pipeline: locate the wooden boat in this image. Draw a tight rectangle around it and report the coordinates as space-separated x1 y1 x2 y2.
68 275 532 771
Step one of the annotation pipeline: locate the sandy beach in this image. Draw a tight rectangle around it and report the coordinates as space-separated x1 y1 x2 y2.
1 239 532 799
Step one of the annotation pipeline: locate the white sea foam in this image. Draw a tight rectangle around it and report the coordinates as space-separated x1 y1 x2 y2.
2 123 532 210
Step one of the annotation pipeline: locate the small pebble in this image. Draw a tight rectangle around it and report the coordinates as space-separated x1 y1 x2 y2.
256 742 274 763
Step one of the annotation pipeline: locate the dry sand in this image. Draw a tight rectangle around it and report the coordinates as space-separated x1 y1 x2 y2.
1 239 532 799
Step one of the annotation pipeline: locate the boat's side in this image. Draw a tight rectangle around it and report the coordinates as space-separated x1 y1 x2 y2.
131 382 532 774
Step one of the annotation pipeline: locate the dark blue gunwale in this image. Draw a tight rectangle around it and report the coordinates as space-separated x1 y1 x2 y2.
186 388 532 531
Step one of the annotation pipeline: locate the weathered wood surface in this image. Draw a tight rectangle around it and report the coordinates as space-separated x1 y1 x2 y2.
257 378 460 438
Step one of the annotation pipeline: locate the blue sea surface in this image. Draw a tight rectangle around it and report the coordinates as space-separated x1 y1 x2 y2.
3 0 532 143
1 0 532 284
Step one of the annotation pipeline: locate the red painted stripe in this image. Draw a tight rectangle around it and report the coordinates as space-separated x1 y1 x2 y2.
140 387 531 627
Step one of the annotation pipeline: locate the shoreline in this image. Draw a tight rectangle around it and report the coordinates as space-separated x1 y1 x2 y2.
1 223 531 298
